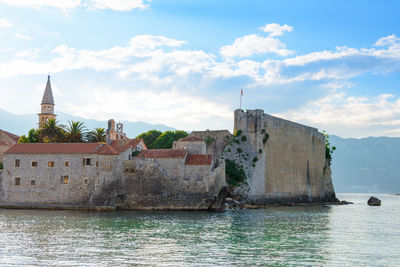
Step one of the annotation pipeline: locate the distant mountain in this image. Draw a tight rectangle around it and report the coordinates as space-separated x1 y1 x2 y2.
331 135 400 194
0 109 175 138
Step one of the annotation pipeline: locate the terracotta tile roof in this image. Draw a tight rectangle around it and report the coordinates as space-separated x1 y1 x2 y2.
138 149 187 158
0 129 20 143
178 136 203 142
127 138 147 149
110 138 147 150
4 143 103 154
96 143 131 155
185 154 213 165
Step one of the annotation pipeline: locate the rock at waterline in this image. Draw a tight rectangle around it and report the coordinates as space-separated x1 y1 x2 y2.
367 196 381 206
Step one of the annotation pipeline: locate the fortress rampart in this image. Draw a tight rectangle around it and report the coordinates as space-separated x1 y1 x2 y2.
230 109 336 203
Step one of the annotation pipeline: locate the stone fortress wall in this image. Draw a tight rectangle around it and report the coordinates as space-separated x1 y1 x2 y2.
121 157 225 210
230 109 336 203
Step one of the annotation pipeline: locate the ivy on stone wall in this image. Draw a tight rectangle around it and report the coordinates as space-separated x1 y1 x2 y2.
0 162 3 169
225 159 246 186
322 131 336 161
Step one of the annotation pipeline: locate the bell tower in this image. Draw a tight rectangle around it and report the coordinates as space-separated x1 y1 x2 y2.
38 75 56 128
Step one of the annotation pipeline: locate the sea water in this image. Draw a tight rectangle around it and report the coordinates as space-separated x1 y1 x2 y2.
0 194 399 266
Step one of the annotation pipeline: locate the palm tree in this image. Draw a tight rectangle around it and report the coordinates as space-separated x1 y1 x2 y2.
86 128 106 143
64 121 87 143
39 119 65 143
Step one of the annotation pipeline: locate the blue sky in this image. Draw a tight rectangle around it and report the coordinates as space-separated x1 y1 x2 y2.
0 0 400 137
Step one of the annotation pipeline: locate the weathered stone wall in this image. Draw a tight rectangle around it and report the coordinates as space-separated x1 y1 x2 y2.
0 144 10 163
0 152 129 205
231 109 336 203
189 130 232 161
120 158 226 209
173 141 206 154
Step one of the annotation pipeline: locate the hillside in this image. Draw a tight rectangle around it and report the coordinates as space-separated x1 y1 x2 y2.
0 109 175 138
331 135 400 193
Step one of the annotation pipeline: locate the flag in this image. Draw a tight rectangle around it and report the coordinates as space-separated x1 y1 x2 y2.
241 89 243 96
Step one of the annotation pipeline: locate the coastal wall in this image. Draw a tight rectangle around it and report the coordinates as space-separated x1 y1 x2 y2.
0 153 127 205
230 109 336 203
120 158 226 210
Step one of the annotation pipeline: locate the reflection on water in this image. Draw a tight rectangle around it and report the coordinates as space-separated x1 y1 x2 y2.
0 194 399 266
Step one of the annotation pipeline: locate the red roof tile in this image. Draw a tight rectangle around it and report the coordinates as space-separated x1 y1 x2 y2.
4 143 103 154
0 129 20 143
139 149 187 158
110 138 147 150
96 144 131 155
179 136 203 142
185 154 213 165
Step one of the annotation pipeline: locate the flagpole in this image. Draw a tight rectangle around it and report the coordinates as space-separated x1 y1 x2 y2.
240 89 243 110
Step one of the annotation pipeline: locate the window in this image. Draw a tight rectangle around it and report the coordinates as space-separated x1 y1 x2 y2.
62 175 69 184
31 180 35 185
15 159 20 167
65 161 69 167
96 161 99 167
15 177 21 185
83 158 92 166
32 161 38 167
48 161 54 167
105 160 111 168
83 178 88 184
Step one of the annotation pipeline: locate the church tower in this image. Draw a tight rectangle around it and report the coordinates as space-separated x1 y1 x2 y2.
38 75 56 128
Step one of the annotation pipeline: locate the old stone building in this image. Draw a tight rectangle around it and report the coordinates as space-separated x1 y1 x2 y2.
0 142 142 205
122 137 226 209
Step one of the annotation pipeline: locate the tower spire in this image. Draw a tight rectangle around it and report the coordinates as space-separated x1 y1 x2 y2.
38 75 56 128
41 75 54 105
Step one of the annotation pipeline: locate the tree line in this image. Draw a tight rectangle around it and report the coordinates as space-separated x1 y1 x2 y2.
18 119 189 149
18 119 106 143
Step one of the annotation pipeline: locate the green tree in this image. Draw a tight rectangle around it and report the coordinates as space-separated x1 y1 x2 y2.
0 162 3 169
86 128 106 143
153 130 188 149
18 128 40 143
136 129 162 149
64 121 86 143
39 119 65 143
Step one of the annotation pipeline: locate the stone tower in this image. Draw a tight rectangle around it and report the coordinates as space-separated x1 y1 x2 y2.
106 119 127 144
38 75 56 128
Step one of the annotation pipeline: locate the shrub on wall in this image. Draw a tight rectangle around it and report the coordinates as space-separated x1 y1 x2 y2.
241 135 247 142
233 130 242 137
0 162 3 169
225 159 246 186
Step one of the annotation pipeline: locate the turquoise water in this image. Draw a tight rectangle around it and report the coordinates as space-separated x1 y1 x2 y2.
0 194 399 266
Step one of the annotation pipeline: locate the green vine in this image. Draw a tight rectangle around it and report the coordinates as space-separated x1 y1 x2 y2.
322 131 336 161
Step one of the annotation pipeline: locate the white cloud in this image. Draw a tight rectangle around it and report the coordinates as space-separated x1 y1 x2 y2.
220 34 294 58
0 0 150 11
262 23 293 37
277 92 400 137
15 48 42 58
13 32 32 40
86 0 149 11
65 87 233 130
374 34 400 47
0 18 12 28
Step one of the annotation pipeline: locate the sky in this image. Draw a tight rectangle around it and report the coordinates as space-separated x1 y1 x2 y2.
0 0 400 138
